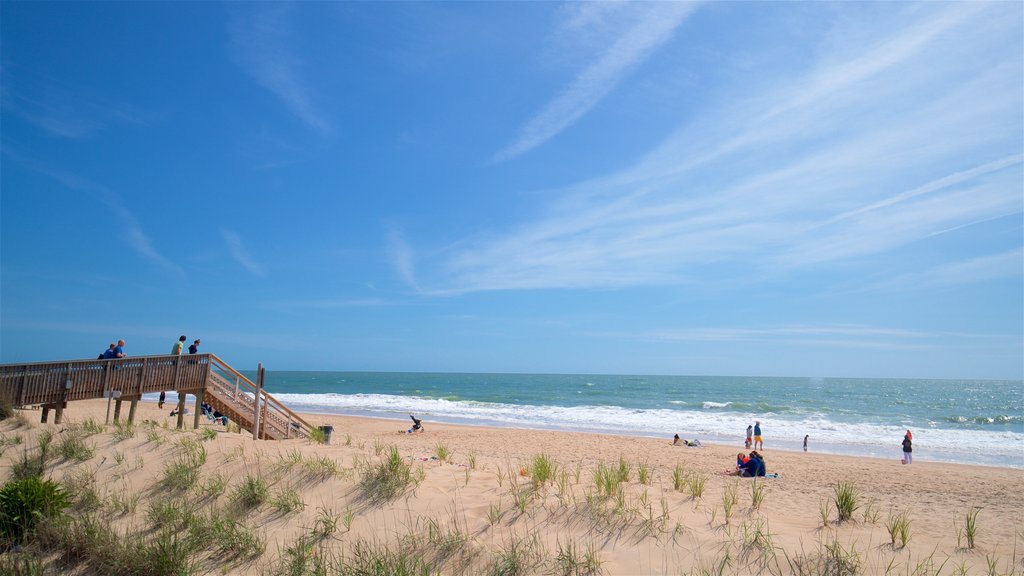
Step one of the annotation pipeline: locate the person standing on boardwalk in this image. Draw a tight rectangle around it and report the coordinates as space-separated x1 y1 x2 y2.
754 421 763 450
101 343 116 359
114 339 126 358
901 430 913 464
188 339 200 354
160 335 187 408
745 424 753 449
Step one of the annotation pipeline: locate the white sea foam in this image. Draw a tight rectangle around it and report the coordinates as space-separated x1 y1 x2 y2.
267 392 1023 468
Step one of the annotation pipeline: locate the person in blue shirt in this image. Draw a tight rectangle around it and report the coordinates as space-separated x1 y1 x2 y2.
754 421 763 450
101 343 116 359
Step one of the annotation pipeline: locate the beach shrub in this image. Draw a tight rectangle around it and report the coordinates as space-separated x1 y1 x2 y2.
160 454 203 492
79 418 105 435
959 506 981 549
751 478 767 510
112 420 136 441
530 454 557 486
56 431 94 462
9 435 53 483
232 475 270 509
833 482 860 523
308 426 327 444
552 539 603 576
359 445 415 501
637 460 651 486
886 509 912 548
0 476 70 545
687 473 707 499
722 483 739 525
0 552 43 575
435 442 451 463
190 515 265 560
672 464 686 492
343 539 432 576
313 506 340 538
270 488 305 514
489 534 543 576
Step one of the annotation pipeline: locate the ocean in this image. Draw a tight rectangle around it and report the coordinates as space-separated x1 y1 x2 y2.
209 371 1020 469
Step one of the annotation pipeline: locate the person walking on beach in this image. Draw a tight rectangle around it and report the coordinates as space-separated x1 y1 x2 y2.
754 421 763 450
188 339 200 354
745 424 753 449
803 434 809 452
901 430 913 464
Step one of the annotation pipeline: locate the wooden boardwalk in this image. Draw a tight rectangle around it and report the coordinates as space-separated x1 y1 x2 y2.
0 353 315 440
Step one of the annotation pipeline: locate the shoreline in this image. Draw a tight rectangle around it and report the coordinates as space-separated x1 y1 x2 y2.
273 404 1024 470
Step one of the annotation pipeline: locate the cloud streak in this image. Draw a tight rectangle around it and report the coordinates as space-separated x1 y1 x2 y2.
221 229 265 277
436 3 1022 294
228 4 330 134
494 2 696 162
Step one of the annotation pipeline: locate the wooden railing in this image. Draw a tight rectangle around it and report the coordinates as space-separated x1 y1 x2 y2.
205 354 315 440
0 354 314 441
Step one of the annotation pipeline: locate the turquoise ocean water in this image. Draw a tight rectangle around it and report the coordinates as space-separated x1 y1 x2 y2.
181 372 1024 468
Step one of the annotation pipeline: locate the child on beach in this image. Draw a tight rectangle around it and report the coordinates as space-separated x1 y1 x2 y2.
902 431 913 464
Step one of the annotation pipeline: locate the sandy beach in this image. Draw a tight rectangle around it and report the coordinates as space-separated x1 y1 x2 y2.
2 399 1022 575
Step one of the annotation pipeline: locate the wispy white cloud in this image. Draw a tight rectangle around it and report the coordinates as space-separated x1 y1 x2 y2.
263 298 393 312
493 2 697 162
869 248 1024 292
436 3 1022 294
3 152 183 275
221 229 265 277
387 227 419 292
1 71 149 139
613 324 1008 351
227 4 330 134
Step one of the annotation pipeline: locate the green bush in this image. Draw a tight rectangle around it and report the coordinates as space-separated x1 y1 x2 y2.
0 476 70 544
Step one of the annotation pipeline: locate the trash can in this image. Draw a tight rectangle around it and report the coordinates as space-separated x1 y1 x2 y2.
318 425 334 445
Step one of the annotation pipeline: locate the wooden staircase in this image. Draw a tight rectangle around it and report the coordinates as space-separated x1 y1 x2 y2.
0 353 315 440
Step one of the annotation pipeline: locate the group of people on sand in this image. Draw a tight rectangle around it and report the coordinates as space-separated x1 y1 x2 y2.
744 421 764 450
731 451 767 477
671 434 702 447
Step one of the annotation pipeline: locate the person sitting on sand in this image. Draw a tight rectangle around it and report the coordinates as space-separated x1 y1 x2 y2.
682 438 703 447
407 414 424 434
725 452 749 475
673 434 681 445
745 451 766 477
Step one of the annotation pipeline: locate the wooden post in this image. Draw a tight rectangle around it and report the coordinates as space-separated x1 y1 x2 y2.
127 396 139 423
54 402 64 424
40 406 49 423
193 390 204 430
113 398 123 422
252 364 263 441
175 392 186 430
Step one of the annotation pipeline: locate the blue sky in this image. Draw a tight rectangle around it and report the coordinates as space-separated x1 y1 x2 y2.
1 2 1021 380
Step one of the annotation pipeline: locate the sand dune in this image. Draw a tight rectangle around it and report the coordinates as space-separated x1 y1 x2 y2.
1 399 1021 575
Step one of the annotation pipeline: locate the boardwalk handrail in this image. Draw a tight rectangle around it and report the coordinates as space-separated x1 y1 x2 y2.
0 353 316 440
206 353 315 438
